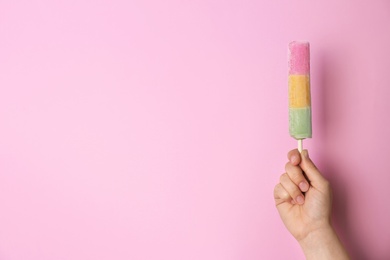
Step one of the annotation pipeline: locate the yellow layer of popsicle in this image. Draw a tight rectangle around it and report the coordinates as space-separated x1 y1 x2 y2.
288 75 311 108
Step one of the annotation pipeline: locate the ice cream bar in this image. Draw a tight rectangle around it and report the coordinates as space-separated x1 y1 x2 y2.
288 42 311 151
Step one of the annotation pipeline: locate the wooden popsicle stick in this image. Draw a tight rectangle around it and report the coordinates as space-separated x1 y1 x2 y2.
298 139 303 153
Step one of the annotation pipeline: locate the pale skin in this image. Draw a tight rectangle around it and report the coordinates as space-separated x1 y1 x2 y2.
274 149 350 260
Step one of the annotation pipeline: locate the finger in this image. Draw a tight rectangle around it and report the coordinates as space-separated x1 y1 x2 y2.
274 183 292 203
285 162 310 192
287 149 301 165
299 150 327 185
279 173 305 205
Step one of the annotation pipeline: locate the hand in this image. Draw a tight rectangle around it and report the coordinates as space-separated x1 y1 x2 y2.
274 149 349 259
274 149 332 242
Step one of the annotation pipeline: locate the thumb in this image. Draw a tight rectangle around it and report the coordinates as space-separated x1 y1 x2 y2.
299 150 327 185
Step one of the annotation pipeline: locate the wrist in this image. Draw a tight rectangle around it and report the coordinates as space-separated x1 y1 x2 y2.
299 224 349 260
298 223 334 247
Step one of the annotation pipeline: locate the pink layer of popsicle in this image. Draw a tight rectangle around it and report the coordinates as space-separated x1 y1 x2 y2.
288 41 310 75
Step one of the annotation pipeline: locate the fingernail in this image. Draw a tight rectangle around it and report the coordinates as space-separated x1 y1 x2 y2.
291 155 297 164
296 195 304 204
299 182 309 192
303 150 309 159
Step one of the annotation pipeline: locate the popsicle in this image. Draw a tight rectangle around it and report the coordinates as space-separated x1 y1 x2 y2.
288 41 311 152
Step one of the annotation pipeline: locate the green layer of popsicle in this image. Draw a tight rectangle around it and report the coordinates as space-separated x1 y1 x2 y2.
289 107 312 139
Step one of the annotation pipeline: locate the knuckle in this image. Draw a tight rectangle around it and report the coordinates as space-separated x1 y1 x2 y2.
274 183 290 200
291 173 304 185
279 175 301 198
281 190 290 200
287 185 300 197
273 184 279 195
279 173 287 183
291 189 301 198
284 162 291 172
274 184 290 200
287 167 304 184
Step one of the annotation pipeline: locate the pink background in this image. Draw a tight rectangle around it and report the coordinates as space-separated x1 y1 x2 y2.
0 1 389 259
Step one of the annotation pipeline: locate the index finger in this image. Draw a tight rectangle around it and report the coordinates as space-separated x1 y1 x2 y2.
287 149 301 165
